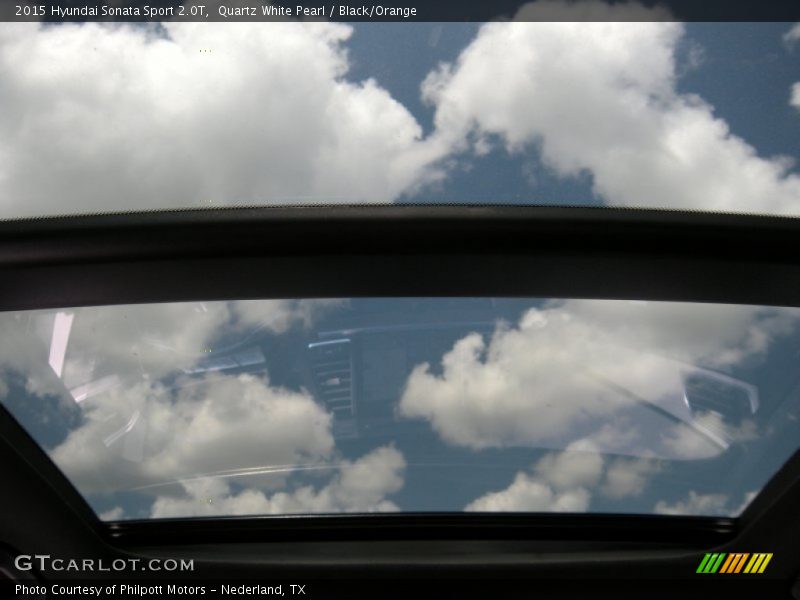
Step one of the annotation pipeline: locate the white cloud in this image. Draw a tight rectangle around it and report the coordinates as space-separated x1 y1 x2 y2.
466 447 602 512
465 445 659 512
50 372 335 493
466 472 591 512
0 313 80 401
654 491 729 515
1 7 798 218
232 299 344 334
0 22 445 218
398 322 636 451
601 458 661 499
659 411 728 460
654 489 758 516
791 82 800 113
653 490 758 517
533 445 604 491
35 299 339 387
0 298 402 518
0 299 342 487
784 23 800 46
422 3 800 214
150 444 406 517
561 299 796 369
99 506 125 520
63 302 233 381
398 300 797 453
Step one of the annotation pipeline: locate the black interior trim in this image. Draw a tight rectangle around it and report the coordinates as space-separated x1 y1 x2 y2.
3 206 800 311
3 204 800 265
108 513 736 546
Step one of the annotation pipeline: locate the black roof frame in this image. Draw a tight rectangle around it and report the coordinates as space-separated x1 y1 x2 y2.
3 204 800 310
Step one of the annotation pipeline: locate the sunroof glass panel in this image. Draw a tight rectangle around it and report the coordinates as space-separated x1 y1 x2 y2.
1 297 799 520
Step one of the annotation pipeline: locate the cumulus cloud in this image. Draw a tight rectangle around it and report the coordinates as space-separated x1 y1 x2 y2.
791 83 800 113
50 372 335 493
601 458 661 499
0 297 403 518
150 444 406 517
22 299 339 389
0 313 89 411
0 21 445 218
534 445 605 491
561 299 796 369
232 299 345 334
466 445 660 511
784 23 800 46
654 489 757 516
654 491 729 516
0 316 43 392
398 320 642 452
99 506 125 520
398 299 797 454
466 471 592 512
0 299 342 473
1 5 798 218
422 3 800 214
659 411 728 459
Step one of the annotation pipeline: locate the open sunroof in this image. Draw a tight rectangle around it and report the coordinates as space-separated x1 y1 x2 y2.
0 20 799 220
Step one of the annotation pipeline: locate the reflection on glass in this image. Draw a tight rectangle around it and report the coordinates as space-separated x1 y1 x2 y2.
1 298 799 520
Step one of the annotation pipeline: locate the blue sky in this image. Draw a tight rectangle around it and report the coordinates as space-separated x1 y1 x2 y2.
0 16 798 217
347 22 800 206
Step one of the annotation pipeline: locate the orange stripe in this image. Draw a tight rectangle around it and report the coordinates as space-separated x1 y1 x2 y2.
726 553 742 574
729 554 743 573
719 554 736 574
733 553 750 573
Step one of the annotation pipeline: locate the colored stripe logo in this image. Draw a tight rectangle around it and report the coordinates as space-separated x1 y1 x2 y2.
697 553 773 574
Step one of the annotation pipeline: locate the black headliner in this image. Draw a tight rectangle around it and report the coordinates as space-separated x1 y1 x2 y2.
3 205 800 311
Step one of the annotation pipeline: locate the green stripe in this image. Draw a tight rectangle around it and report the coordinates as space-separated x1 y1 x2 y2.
697 553 713 573
709 553 727 574
703 553 719 573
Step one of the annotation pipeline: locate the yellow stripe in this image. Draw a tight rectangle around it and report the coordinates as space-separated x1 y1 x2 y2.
719 554 736 574
743 554 759 573
753 554 768 573
757 554 773 574
734 553 750 573
748 554 766 574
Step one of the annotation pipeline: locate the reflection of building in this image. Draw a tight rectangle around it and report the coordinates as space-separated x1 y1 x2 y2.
308 322 499 440
308 339 357 438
